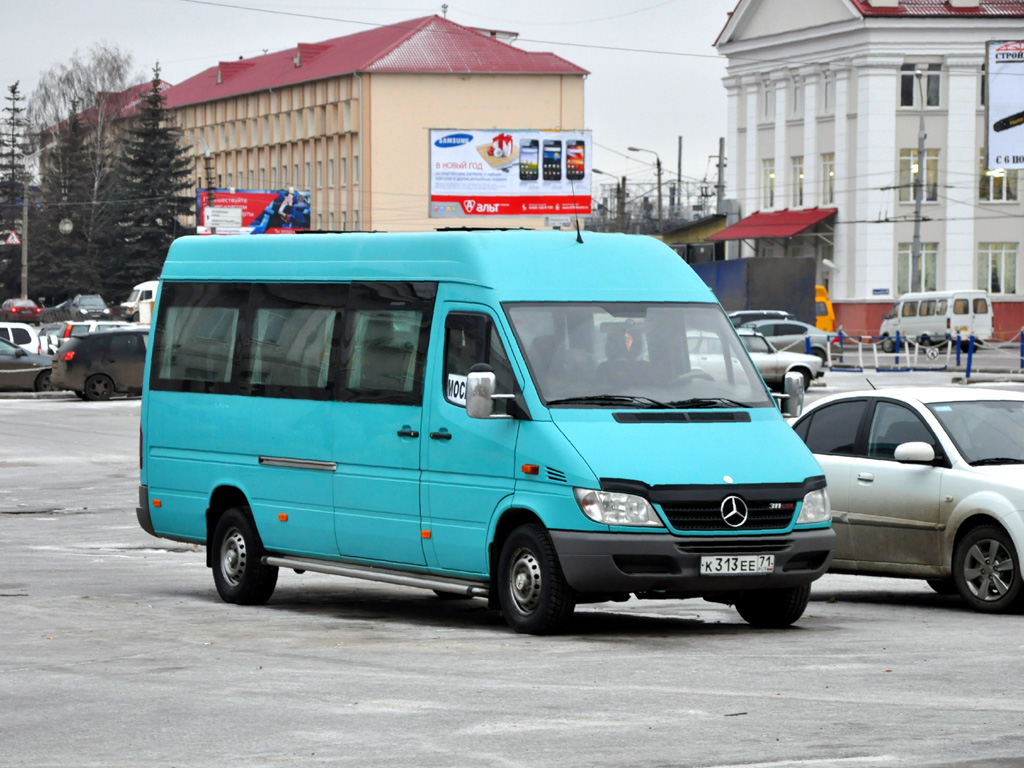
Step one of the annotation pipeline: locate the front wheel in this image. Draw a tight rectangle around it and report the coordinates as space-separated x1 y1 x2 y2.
880 337 896 354
497 524 575 635
212 507 278 605
734 584 810 628
953 525 1022 613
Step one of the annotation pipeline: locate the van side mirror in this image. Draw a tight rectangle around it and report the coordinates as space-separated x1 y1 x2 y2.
780 371 805 418
466 365 515 420
894 441 935 463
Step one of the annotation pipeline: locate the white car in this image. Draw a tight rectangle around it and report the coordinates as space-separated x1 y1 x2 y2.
0 321 42 355
792 387 1024 613
737 328 823 391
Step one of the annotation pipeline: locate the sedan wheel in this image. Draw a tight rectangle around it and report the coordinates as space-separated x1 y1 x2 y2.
953 525 1022 613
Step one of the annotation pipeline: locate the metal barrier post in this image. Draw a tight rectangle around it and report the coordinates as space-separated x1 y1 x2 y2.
895 331 901 367
859 338 865 371
838 329 845 363
1019 329 1023 371
966 335 975 379
805 336 811 355
956 332 962 366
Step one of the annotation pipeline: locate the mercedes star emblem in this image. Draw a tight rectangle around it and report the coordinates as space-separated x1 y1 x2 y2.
720 495 749 528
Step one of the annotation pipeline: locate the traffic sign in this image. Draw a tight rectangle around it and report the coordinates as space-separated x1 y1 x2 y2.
5 231 20 246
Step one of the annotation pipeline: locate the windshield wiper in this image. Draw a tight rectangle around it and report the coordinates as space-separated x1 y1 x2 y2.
665 397 752 409
546 394 671 408
970 457 1024 466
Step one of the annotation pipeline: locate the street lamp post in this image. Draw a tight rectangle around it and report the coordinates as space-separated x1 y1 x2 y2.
592 168 626 231
628 146 662 234
911 70 927 293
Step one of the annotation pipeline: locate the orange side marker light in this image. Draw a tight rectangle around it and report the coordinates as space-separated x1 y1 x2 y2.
278 513 289 522
152 499 162 508
421 530 432 539
521 464 539 475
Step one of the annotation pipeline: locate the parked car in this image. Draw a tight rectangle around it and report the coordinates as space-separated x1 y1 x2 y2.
741 318 833 362
119 280 159 321
38 322 65 355
728 309 795 327
792 387 1024 613
69 294 113 319
51 319 132 350
1 297 42 325
0 336 53 392
51 327 148 400
878 290 992 352
0 322 42 355
736 328 823 390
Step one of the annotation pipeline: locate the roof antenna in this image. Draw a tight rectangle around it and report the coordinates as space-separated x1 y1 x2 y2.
441 3 448 18
865 377 877 390
570 177 583 243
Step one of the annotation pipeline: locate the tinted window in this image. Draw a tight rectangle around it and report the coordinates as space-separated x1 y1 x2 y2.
443 312 516 414
108 332 146 358
11 328 30 344
867 401 936 460
802 400 866 455
756 323 777 335
777 323 806 335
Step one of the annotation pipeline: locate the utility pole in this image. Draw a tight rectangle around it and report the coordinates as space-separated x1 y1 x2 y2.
911 70 926 293
20 191 27 298
618 175 627 231
677 136 682 218
628 146 663 234
716 137 726 215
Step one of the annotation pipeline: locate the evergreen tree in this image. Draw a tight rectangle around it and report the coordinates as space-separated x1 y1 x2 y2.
0 83 29 299
112 64 192 296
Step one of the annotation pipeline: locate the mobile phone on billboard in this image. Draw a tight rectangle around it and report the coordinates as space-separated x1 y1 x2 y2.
542 140 562 181
566 140 585 181
519 139 539 181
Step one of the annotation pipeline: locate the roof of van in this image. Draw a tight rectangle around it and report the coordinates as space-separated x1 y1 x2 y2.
160 231 717 303
894 290 989 300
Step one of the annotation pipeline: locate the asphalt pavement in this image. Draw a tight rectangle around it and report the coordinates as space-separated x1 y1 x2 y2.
3 368 1024 767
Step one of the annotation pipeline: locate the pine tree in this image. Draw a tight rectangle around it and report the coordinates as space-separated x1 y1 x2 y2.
0 83 29 299
112 64 193 296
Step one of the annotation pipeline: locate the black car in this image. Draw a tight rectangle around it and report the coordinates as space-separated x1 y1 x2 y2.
69 294 113 320
51 328 148 401
0 336 53 392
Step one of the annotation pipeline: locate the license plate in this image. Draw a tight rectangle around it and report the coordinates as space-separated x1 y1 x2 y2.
700 554 774 575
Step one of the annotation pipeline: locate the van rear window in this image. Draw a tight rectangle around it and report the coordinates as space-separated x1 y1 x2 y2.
954 299 969 314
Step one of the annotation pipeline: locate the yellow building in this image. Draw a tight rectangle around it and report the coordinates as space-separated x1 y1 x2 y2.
164 16 587 232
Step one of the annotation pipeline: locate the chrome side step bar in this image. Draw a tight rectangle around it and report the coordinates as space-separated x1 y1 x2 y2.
262 555 489 598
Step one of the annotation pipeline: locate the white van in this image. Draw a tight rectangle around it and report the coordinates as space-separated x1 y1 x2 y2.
120 280 159 322
879 290 992 351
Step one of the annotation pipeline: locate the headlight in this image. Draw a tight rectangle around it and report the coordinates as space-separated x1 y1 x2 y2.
573 488 664 527
797 488 831 525
78 308 87 315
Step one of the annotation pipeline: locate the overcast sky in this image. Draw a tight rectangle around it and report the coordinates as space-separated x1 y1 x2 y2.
2 0 736 190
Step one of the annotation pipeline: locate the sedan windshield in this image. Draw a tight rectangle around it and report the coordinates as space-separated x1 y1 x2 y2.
927 400 1024 465
505 302 773 408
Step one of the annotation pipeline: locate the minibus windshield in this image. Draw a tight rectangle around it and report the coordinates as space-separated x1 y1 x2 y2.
506 302 774 408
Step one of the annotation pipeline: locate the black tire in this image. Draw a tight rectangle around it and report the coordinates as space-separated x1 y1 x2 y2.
496 524 575 635
812 348 828 365
952 525 1022 613
734 584 811 628
212 507 278 605
926 579 957 595
33 370 53 392
131 312 140 322
880 337 896 354
83 374 114 401
75 390 89 401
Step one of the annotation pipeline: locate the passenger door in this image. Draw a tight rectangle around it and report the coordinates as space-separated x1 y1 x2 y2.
421 306 520 575
332 282 436 566
106 332 147 391
845 400 944 567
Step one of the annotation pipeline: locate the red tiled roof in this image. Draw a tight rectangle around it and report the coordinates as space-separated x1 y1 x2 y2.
165 15 587 108
706 208 837 241
850 0 1024 15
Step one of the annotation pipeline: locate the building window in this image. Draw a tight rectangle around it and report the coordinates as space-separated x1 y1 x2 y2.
305 162 311 187
330 212 335 231
900 63 941 108
341 158 348 187
977 243 1018 294
762 159 775 209
353 156 360 185
329 159 335 188
791 156 804 206
791 76 803 117
899 148 939 203
821 153 835 205
354 210 360 230
897 242 938 294
979 149 1019 202
761 79 774 122
342 211 348 231
294 164 299 187
316 160 322 188
821 71 834 116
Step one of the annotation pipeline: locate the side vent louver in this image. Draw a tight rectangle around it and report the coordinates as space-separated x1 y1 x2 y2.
546 468 566 483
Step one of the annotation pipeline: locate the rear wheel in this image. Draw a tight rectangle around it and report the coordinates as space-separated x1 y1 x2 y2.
734 585 810 628
83 374 114 401
33 370 53 392
952 525 1022 613
212 507 278 605
497 524 575 635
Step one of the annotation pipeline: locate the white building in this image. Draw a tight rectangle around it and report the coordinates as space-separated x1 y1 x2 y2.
714 0 1024 337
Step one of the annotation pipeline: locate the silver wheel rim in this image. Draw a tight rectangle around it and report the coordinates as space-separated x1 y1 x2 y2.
963 538 1015 602
220 527 247 587
508 547 542 615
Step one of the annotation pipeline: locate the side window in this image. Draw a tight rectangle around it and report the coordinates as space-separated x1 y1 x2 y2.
802 400 866 455
108 333 139 358
901 301 918 317
11 328 30 344
919 300 935 317
340 282 436 405
778 323 805 335
0 338 16 356
936 299 948 314
443 312 516 414
954 298 969 315
150 282 248 394
240 283 345 399
974 297 988 313
867 401 936 460
757 323 776 336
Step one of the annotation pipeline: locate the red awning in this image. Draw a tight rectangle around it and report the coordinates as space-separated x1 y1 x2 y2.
706 208 837 241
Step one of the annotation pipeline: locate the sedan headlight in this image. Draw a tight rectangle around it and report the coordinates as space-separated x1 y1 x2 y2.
574 488 664 527
797 488 831 525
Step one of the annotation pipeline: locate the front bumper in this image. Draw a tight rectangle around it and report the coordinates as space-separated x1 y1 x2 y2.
550 528 834 596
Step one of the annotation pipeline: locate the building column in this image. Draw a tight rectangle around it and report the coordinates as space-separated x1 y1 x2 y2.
832 62 852 298
724 75 743 260
800 66 819 211
945 56 983 290
853 57 900 300
772 70 790 214
743 74 760 258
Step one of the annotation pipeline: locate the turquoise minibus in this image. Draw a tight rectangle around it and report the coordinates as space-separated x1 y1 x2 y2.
136 230 833 634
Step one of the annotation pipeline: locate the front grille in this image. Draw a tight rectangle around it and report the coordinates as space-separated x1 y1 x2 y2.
676 539 791 555
661 500 796 532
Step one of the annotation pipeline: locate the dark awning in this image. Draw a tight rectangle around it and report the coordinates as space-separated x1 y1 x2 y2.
706 207 837 241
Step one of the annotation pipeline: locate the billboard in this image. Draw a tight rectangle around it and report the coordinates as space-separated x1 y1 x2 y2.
429 129 591 218
196 189 312 234
986 41 1024 170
